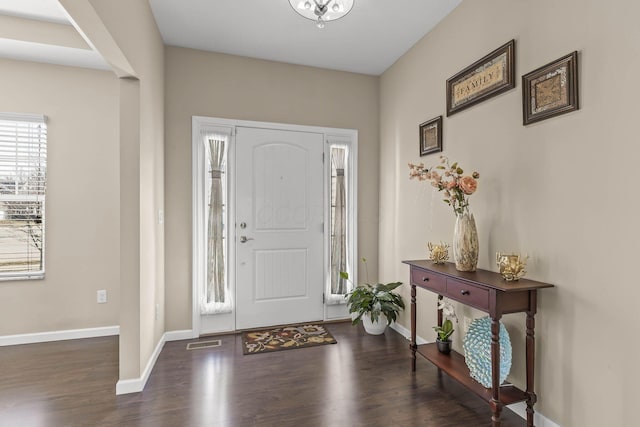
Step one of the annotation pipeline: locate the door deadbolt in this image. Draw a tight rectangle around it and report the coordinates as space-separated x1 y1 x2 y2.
240 222 247 229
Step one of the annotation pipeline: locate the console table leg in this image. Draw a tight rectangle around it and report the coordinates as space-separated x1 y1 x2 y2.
491 316 503 427
410 284 417 372
491 403 503 427
526 291 538 427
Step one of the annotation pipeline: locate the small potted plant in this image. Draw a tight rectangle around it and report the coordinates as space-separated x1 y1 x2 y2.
433 298 458 354
342 259 405 335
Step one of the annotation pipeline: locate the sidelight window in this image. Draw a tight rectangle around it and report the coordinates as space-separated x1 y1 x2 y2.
201 131 230 314
326 140 355 304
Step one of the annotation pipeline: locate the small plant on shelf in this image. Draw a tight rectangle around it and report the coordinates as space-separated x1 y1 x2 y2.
433 318 454 341
433 298 458 354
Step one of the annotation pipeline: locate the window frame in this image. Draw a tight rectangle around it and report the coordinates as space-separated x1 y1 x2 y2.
325 136 357 305
193 125 233 317
0 113 47 281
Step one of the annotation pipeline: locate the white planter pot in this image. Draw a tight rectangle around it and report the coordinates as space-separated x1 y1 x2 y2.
362 313 388 335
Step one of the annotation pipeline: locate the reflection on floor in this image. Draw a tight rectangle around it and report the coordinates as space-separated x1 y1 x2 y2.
0 321 525 426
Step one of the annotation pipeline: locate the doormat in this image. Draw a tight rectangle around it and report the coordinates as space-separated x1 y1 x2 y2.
241 324 337 355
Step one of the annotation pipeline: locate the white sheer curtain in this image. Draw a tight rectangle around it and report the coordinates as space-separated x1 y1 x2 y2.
330 147 347 298
201 133 230 314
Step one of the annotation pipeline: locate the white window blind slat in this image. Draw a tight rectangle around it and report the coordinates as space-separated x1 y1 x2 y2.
0 113 47 280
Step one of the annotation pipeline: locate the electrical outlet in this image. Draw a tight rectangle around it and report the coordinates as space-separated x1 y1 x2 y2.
158 209 164 225
464 316 473 333
97 290 107 304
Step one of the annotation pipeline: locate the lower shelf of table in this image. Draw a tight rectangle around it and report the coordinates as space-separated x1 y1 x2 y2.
416 343 528 406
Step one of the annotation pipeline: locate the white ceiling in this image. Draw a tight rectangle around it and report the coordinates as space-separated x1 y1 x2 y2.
0 0 68 23
149 0 462 76
0 38 109 70
0 0 110 70
0 0 462 76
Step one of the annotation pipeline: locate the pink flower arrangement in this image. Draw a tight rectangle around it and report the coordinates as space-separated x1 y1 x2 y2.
408 156 480 215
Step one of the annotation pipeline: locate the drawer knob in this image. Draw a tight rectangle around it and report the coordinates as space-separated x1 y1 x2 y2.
423 277 430 282
461 290 470 296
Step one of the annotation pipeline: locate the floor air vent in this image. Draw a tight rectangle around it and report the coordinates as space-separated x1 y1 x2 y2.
186 339 222 350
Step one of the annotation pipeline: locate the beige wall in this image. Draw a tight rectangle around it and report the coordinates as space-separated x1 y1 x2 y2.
87 0 165 379
164 47 379 331
379 0 640 425
0 58 119 335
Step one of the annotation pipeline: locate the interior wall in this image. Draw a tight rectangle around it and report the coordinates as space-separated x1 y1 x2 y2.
379 0 640 425
0 58 119 335
87 0 165 379
164 47 379 331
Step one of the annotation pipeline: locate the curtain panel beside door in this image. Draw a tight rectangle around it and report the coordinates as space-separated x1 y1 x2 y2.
201 132 231 314
330 147 347 295
326 145 352 305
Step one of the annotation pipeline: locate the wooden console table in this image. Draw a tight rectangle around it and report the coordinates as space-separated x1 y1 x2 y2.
402 260 554 427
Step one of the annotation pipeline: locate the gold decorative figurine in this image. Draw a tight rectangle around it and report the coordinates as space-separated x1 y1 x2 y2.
428 242 450 264
496 252 528 281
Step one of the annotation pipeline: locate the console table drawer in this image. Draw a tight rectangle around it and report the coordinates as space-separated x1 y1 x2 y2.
446 278 489 311
410 269 446 293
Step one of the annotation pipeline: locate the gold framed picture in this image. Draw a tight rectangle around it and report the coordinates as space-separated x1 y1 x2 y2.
419 116 442 157
522 51 579 125
446 40 516 116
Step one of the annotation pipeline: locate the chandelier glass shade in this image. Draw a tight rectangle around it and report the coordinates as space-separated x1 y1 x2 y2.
288 0 354 28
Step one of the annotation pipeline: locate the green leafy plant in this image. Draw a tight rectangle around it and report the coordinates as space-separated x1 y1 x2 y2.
433 319 454 341
433 298 458 341
342 258 405 326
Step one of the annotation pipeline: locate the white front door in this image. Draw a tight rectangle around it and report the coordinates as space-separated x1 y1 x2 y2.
235 127 324 330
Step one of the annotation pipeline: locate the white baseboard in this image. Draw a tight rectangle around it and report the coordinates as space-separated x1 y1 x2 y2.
164 329 196 341
389 322 429 344
116 332 166 395
114 377 143 395
390 323 560 426
0 325 119 347
115 329 198 395
507 402 561 427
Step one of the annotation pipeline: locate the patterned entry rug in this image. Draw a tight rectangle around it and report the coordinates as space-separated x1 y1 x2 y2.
241 324 337 355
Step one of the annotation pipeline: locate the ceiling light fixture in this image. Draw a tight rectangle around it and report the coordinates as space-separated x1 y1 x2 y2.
288 0 354 29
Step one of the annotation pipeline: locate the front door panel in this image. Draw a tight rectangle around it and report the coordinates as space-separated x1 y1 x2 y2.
235 127 324 329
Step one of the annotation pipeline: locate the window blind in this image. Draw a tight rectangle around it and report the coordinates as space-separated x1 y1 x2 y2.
0 113 47 280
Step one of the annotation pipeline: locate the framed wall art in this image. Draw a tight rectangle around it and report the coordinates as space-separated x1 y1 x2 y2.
446 40 516 116
419 116 442 156
522 51 579 125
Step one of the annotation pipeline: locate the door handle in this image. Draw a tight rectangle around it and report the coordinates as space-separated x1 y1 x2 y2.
240 236 254 243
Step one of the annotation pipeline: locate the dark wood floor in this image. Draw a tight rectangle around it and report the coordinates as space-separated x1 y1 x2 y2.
0 322 525 426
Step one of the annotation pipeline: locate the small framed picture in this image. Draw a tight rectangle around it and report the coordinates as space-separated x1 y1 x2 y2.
522 51 579 125
419 116 442 157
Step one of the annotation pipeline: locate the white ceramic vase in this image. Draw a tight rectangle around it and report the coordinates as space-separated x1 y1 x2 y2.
453 209 479 272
